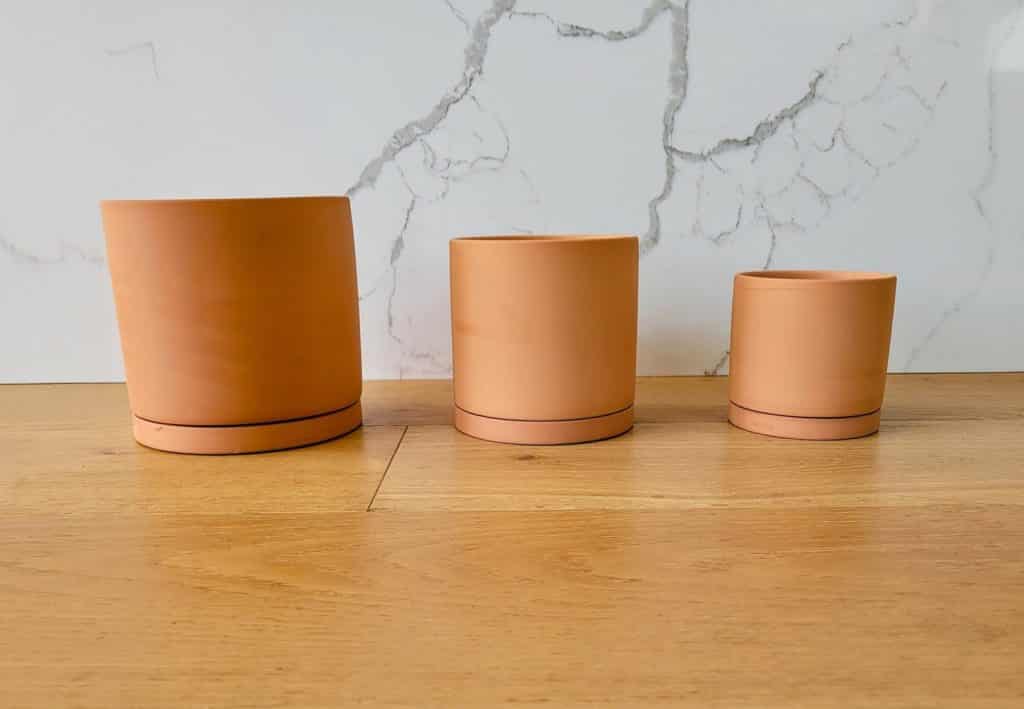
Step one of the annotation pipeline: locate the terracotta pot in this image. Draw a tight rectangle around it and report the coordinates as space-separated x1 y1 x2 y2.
101 196 362 454
728 270 897 440
450 235 638 445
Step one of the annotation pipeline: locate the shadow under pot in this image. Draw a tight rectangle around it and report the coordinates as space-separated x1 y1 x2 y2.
728 270 897 440
450 235 639 445
100 196 363 454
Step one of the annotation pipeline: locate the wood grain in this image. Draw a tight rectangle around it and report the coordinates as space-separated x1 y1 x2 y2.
5 373 1020 430
1 424 404 515
374 418 1024 510
362 378 454 425
1 374 1023 707
1 508 1021 707
362 373 1024 425
0 384 404 514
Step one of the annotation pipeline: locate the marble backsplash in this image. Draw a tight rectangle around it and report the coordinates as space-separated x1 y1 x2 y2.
2 0 1023 381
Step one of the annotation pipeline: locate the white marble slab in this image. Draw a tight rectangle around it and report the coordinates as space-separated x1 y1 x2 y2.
1 0 1022 381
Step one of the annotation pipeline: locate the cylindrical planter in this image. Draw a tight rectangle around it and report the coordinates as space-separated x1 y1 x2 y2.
101 196 362 454
728 270 897 440
450 235 638 445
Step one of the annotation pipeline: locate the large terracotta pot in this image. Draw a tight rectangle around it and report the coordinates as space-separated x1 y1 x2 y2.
450 235 638 445
101 196 362 454
728 270 897 440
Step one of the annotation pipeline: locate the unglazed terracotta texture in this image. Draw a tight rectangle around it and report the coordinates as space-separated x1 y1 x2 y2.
450 235 638 445
101 196 362 454
728 270 897 440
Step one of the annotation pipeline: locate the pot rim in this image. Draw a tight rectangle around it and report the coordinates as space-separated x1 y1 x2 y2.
452 234 636 244
100 195 347 207
736 269 896 286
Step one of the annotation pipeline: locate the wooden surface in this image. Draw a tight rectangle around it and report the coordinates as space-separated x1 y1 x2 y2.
1 374 1023 707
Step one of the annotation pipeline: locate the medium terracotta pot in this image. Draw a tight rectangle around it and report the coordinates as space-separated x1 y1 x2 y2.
450 235 638 445
728 270 897 440
101 196 362 454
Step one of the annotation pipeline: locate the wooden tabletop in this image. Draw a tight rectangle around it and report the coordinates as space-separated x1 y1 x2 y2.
2 374 1022 707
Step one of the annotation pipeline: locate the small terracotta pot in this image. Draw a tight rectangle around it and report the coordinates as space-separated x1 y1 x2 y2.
728 270 897 440
101 196 362 454
450 235 638 445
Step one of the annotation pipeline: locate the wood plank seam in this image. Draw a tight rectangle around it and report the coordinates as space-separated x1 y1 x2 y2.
367 425 408 511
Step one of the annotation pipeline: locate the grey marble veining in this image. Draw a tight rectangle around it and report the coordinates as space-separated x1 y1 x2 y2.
1 0 1022 381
